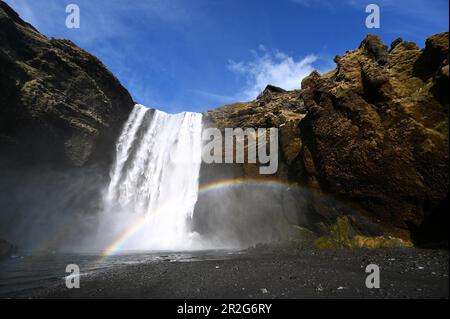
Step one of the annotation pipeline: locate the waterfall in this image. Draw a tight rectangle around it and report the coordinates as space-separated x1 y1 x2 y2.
100 104 203 251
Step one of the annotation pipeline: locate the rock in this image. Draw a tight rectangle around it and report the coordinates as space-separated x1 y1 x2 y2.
334 55 342 64
259 288 269 294
390 38 403 52
442 65 449 77
258 84 286 96
291 225 318 243
359 34 389 65
301 70 322 89
399 41 420 51
0 239 16 259
415 32 449 79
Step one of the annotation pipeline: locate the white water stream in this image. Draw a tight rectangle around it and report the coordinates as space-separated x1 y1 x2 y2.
100 104 203 251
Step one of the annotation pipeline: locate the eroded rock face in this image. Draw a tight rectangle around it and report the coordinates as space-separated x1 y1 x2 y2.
0 2 133 168
0 2 134 249
204 87 306 178
204 32 449 247
197 89 309 247
299 33 449 246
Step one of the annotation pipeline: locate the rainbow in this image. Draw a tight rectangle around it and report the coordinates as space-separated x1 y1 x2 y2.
100 216 149 258
198 177 297 196
96 203 172 263
97 177 302 260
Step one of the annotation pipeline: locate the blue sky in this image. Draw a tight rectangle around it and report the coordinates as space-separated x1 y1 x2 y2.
4 0 449 113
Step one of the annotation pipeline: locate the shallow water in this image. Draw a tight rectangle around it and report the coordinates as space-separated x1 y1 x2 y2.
0 250 241 296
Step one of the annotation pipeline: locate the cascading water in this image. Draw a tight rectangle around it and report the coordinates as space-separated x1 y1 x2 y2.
99 104 204 251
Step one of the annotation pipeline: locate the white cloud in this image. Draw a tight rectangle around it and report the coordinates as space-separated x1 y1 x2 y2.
228 49 319 100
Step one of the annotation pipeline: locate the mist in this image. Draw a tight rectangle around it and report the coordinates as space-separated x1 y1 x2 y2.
0 163 106 252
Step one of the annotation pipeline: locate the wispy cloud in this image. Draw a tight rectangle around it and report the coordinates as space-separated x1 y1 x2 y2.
4 0 42 28
190 90 240 105
4 0 201 46
228 48 321 100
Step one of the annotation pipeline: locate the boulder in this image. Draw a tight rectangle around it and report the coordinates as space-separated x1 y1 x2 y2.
0 239 16 259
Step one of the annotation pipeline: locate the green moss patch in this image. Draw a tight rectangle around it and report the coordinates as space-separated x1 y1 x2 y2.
314 216 413 249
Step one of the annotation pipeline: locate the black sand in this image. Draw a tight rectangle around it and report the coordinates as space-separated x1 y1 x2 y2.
8 247 448 299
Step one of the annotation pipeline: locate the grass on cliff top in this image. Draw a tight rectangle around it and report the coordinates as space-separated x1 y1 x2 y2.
314 216 413 250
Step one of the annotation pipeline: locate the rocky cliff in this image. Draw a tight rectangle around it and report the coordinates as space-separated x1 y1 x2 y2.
0 1 134 248
0 1 133 168
204 32 449 247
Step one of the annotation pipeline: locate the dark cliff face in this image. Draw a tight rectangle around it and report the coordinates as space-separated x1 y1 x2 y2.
0 2 134 248
0 1 133 168
204 32 449 247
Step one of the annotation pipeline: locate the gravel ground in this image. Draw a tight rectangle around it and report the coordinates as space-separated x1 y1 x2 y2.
15 247 448 299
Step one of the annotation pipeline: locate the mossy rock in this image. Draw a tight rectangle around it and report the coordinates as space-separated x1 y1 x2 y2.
16 61 40 78
314 216 414 249
291 225 318 242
